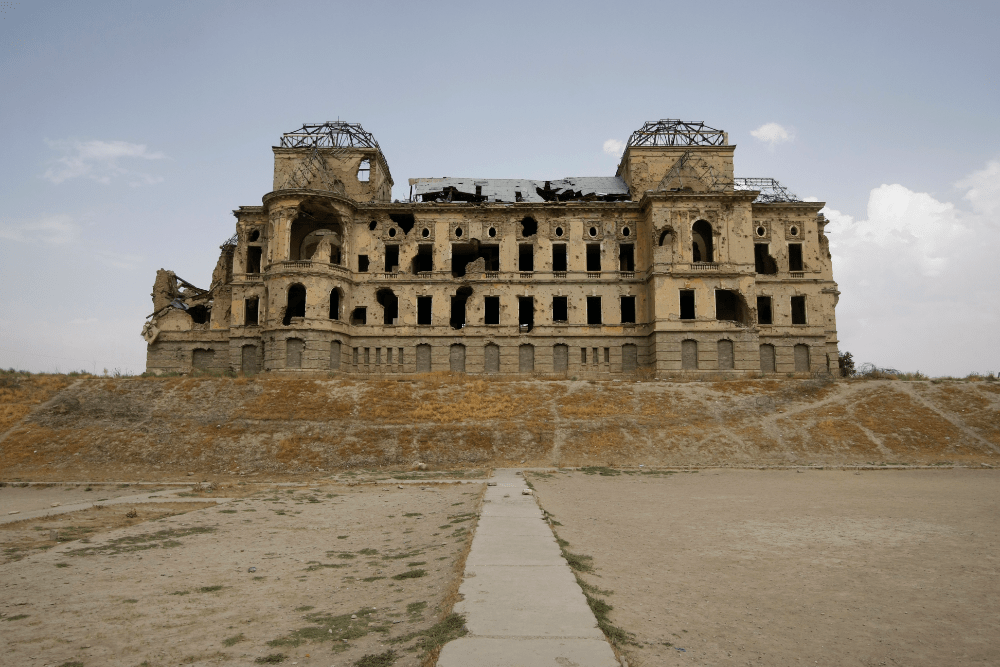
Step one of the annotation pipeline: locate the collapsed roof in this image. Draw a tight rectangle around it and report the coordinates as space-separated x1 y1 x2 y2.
408 177 631 203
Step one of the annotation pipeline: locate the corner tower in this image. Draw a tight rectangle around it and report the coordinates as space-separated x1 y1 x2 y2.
616 119 735 196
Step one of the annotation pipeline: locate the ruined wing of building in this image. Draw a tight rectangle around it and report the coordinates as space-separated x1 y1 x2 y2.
143 119 840 376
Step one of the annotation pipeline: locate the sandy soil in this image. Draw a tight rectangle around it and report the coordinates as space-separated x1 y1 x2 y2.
0 483 177 515
1 481 482 667
529 468 1000 666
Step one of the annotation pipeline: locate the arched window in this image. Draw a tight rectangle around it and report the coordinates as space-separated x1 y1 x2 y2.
283 284 306 325
329 288 342 320
692 220 713 262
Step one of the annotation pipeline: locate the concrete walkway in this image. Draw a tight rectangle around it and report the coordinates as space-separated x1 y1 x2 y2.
438 469 619 666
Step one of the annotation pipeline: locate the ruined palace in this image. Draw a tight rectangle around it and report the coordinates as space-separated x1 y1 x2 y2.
142 119 840 376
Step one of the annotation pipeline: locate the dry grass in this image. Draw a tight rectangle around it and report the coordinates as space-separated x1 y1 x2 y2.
0 373 75 433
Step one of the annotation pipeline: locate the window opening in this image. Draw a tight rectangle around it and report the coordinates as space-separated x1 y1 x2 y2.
455 227 463 238
377 289 398 325
658 229 671 246
388 228 396 238
788 243 803 271
552 244 567 272
791 295 807 324
484 296 500 325
620 296 636 324
450 286 472 330
244 298 259 326
353 347 359 365
358 255 369 272
389 213 415 236
364 348 370 365
488 227 496 238
755 226 766 237
518 296 534 332
789 225 799 237
680 290 695 320
283 284 306 325
188 305 209 324
519 244 534 272
246 246 262 274
515 191 523 202
555 226 564 237
369 221 377 231
589 226 597 237
552 296 568 322
328 290 340 320
421 227 430 238
586 244 601 271
692 220 713 262
350 307 367 325
581 348 587 364
248 230 260 242
757 296 772 325
754 244 777 274
715 290 751 325
357 159 370 182
385 245 399 272
619 244 634 271
622 226 630 237
592 348 599 365
604 348 610 364
387 348 393 364
376 348 382 365
412 244 434 273
417 296 432 326
587 296 602 325
452 243 497 277
520 217 538 237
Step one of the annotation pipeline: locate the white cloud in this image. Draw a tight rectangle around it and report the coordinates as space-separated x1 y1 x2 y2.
43 139 165 185
603 139 625 156
750 122 793 149
0 213 78 244
825 163 1000 375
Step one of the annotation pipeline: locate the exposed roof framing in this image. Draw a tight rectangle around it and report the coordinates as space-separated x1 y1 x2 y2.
279 122 381 151
627 119 728 147
734 177 801 203
408 177 630 203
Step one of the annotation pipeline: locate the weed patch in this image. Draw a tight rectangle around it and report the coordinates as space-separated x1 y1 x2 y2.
222 633 245 647
391 569 426 580
66 526 215 557
354 650 397 667
255 654 286 664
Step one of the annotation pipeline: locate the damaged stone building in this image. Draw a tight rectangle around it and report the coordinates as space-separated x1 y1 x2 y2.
143 119 840 376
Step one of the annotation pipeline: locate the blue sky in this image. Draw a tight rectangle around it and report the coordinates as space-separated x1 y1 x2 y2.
1 0 997 375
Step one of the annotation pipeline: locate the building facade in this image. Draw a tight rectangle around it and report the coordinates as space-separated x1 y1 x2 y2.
143 119 840 376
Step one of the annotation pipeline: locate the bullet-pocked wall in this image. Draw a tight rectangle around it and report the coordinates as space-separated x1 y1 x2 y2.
143 120 841 377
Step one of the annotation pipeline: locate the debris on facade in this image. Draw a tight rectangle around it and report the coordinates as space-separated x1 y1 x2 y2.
143 119 840 376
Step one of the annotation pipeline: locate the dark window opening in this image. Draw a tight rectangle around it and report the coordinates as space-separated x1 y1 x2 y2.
586 244 601 271
283 284 306 326
417 296 432 326
519 244 534 272
754 244 778 274
680 290 695 320
389 213 415 236
377 289 398 325
329 290 341 320
357 159 370 182
385 245 399 272
479 245 499 270
619 244 634 271
520 216 538 237
246 246 262 274
369 221 377 231
581 348 587 364
518 296 534 332
248 230 260 242
245 298 259 326
452 243 498 277
450 286 472 330
692 220 714 262
350 307 367 326
587 296 602 325
757 296 773 325
515 191 523 202
484 296 500 325
552 244 567 272
791 295 807 324
715 290 751 325
788 244 803 271
358 255 369 272
552 296 568 322
620 296 636 324
188 304 209 325
658 229 672 247
412 244 433 273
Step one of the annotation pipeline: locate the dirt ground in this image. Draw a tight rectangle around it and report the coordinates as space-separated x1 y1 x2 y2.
529 468 1000 667
1 481 482 667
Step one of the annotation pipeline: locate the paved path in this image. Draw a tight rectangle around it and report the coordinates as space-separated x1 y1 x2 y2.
0 488 230 525
437 469 619 666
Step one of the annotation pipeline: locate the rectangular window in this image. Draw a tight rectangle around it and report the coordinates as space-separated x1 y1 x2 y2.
519 244 534 272
246 247 262 274
680 290 695 320
581 348 587 364
604 347 610 364
358 254 369 272
484 296 500 325
586 244 601 271
398 348 404 365
791 295 807 324
413 244 433 273
552 296 568 322
353 347 359 365
587 296 602 325
788 243 803 271
592 348 599 365
518 296 534 331
350 307 367 325
754 244 776 274
387 348 393 364
620 296 636 324
385 245 399 272
417 296 432 326
364 348 370 365
619 244 634 271
375 348 382 365
552 244 567 272
757 296 773 325
245 298 259 326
